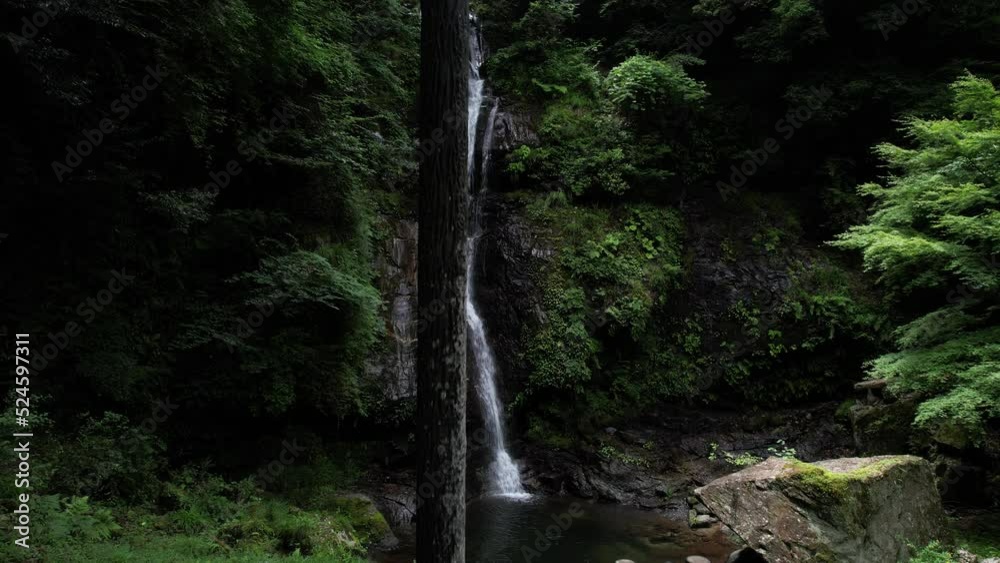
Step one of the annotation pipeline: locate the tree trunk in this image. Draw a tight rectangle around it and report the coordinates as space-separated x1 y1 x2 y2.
416 1 469 562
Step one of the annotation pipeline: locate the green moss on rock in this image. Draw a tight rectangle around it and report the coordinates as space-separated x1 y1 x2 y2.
696 456 945 562
783 457 910 497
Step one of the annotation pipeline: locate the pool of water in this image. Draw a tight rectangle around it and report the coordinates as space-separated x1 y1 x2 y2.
375 495 736 563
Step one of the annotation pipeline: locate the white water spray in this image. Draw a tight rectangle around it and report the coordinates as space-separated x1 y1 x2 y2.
465 18 526 498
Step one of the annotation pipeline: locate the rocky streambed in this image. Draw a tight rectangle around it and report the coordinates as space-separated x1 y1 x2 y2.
368 454 950 563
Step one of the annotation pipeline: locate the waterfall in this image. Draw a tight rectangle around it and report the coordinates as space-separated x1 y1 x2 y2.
465 18 526 498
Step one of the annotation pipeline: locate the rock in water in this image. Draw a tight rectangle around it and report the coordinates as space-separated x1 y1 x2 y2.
727 547 769 563
695 456 944 562
690 514 717 528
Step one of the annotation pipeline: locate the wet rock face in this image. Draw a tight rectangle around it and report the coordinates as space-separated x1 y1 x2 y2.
696 456 945 563
491 105 538 154
680 201 808 394
370 482 416 532
475 193 549 392
365 101 543 409
484 103 538 193
366 219 418 402
522 402 854 512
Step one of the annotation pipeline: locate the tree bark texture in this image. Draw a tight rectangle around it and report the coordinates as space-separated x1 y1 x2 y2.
416 1 469 562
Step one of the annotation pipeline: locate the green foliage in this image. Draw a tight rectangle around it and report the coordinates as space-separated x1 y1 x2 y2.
694 0 828 63
513 0 578 40
518 195 686 427
713 250 888 403
0 19 423 549
492 1 713 197
0 462 382 562
526 416 576 450
52 412 165 503
834 74 1000 442
226 250 382 416
598 444 651 468
707 442 763 467
520 272 598 394
907 535 1000 563
835 399 858 423
768 439 798 459
705 440 794 466
508 101 636 197
780 260 888 352
164 466 249 534
489 41 601 103
606 55 708 115
40 496 122 543
487 1 600 102
271 451 365 498
0 1 419 554
911 541 958 563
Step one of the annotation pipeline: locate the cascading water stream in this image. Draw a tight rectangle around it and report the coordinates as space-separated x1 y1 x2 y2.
465 18 526 498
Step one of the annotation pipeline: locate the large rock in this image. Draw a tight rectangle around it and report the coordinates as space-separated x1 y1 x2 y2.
695 456 944 563
491 105 538 153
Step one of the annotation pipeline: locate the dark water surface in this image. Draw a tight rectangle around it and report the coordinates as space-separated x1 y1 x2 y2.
375 495 736 563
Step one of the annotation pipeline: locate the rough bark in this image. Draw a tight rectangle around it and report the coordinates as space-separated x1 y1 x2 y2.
416 1 470 562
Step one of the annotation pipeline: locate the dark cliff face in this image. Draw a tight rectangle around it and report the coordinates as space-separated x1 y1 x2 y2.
468 100 546 400
366 103 865 407
674 199 812 391
474 192 549 396
367 219 419 403
366 100 544 408
491 106 539 153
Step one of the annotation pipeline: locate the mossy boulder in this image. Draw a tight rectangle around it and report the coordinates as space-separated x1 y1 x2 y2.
695 456 944 562
323 494 396 549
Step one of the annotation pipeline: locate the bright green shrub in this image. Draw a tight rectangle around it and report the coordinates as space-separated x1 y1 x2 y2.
518 196 686 423
606 55 708 115
508 101 635 197
834 74 1000 442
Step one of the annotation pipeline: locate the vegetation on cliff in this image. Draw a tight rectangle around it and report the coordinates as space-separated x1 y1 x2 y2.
1 0 1000 558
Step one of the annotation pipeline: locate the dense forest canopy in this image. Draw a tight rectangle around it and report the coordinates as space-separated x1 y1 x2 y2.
1 0 999 560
